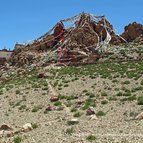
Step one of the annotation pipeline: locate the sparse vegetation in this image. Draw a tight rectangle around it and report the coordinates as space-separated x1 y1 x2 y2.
122 80 130 84
86 135 96 142
96 111 106 117
32 105 42 112
13 136 22 143
137 96 143 105
31 123 38 129
54 101 62 106
101 100 108 105
116 92 123 96
71 107 77 112
15 90 21 94
65 127 74 135
73 112 82 117
101 92 108 97
18 105 27 110
82 98 96 110
141 80 143 85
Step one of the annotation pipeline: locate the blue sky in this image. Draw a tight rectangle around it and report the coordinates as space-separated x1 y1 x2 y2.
0 0 142 50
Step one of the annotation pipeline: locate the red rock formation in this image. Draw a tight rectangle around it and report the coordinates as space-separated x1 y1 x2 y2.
121 22 143 42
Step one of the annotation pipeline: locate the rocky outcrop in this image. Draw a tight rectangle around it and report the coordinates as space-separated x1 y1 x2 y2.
0 50 13 66
7 14 143 68
121 22 143 42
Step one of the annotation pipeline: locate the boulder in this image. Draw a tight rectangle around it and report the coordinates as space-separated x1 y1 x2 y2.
22 123 33 132
0 124 13 131
50 96 59 102
121 22 143 42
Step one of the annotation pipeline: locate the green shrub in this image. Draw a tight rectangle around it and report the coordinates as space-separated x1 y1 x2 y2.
96 111 106 117
137 96 143 105
120 96 137 102
32 105 42 112
59 95 67 100
85 92 95 98
54 101 62 106
108 97 117 101
64 84 69 87
86 135 96 142
71 107 77 112
31 123 38 129
140 80 143 85
101 92 108 96
83 90 88 93
73 112 82 117
116 92 123 96
66 95 76 100
101 100 108 105
127 96 136 101
15 90 21 94
15 101 22 106
13 136 22 143
82 98 96 110
112 79 118 83
65 127 74 135
122 81 130 84
18 105 26 110
122 92 131 97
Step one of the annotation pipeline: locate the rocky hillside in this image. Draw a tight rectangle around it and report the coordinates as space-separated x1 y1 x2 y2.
0 61 143 143
0 12 143 143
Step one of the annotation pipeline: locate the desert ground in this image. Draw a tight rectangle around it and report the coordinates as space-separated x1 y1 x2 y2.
0 61 143 143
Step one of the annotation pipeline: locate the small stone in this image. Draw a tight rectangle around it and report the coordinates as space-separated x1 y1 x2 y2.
22 123 33 132
86 108 95 116
71 118 78 122
135 112 143 120
56 106 64 111
50 96 59 102
37 73 47 78
89 115 98 120
46 106 54 111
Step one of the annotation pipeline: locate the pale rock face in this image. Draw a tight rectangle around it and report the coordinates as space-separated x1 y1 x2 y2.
135 112 143 120
0 130 4 137
89 115 98 120
70 118 78 122
22 123 33 132
0 124 14 138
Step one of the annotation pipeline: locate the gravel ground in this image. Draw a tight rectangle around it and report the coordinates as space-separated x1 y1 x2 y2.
0 62 143 143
